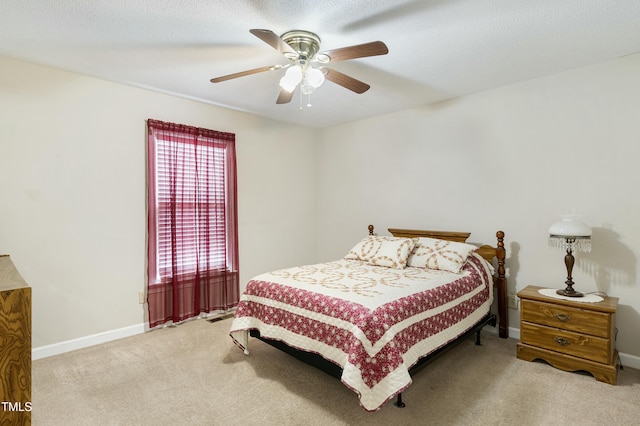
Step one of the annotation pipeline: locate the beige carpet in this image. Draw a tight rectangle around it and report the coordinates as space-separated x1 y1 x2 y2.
33 318 640 426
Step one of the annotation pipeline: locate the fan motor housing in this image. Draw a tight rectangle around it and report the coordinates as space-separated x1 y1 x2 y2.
281 30 321 61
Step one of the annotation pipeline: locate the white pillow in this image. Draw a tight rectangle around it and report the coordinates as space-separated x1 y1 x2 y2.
345 236 417 269
344 236 384 262
369 237 417 269
407 237 477 273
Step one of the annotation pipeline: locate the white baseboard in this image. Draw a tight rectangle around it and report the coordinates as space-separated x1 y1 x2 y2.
32 323 146 360
496 325 640 371
31 311 231 360
619 352 640 371
508 325 520 340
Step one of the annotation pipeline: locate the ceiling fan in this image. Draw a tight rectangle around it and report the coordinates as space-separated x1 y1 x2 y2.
210 29 389 105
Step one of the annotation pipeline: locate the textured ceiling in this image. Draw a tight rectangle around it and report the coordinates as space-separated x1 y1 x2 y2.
2 0 640 128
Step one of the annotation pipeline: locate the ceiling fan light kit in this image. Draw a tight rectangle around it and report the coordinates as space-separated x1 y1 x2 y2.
279 65 302 92
210 29 388 108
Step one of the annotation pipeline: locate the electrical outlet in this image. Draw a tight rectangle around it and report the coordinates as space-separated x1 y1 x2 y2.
507 294 519 309
138 291 145 304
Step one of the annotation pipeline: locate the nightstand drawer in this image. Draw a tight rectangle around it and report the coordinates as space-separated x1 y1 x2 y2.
520 322 612 364
521 299 611 338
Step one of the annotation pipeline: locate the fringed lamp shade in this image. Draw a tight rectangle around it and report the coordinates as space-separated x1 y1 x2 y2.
548 215 592 297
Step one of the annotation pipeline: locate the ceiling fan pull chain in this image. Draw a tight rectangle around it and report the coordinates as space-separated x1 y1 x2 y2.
299 87 303 111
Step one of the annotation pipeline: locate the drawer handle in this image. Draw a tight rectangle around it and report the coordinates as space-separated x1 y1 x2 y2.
554 336 571 347
554 313 571 322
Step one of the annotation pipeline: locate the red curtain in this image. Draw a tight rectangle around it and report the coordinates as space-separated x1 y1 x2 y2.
146 119 239 328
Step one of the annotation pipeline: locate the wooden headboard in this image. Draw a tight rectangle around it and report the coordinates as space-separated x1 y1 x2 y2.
369 224 508 338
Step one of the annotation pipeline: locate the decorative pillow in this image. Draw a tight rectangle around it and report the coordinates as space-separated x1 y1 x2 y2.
344 236 384 262
369 237 417 269
345 236 417 269
407 237 477 273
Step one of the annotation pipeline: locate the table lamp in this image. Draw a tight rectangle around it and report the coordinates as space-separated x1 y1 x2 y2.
548 214 592 297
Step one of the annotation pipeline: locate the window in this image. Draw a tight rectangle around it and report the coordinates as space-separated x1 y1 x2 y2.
146 119 239 327
152 138 228 282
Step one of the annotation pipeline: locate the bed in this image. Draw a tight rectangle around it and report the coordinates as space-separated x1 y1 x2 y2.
229 225 507 411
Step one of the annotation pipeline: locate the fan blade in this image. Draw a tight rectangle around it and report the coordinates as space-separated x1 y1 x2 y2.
324 69 370 94
210 65 282 83
319 41 388 62
276 88 294 104
250 29 296 55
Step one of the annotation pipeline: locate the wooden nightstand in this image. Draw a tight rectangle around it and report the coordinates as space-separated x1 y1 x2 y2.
516 285 618 384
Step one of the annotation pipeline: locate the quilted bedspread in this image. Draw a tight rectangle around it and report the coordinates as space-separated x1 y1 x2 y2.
229 252 494 411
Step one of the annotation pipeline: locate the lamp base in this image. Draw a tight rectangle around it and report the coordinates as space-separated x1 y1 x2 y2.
556 288 584 298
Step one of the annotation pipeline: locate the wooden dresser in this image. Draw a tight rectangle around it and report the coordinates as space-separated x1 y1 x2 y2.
516 285 618 384
0 255 32 425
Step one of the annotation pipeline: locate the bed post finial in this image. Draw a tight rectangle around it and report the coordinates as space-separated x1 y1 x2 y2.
496 231 505 275
368 224 374 235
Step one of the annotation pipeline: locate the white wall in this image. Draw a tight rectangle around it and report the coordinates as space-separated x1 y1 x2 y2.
0 56 318 350
316 53 640 359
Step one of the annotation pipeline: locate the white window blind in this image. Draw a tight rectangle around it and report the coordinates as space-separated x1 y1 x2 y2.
153 135 228 283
